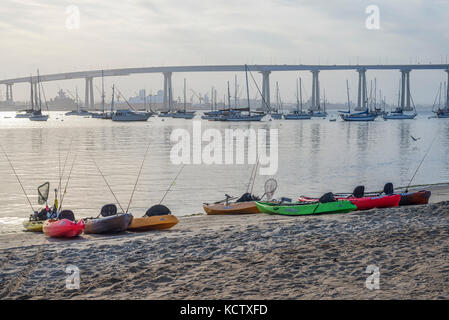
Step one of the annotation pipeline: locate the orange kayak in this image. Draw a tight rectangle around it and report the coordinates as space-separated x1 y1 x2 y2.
128 214 179 232
203 201 260 215
43 219 85 238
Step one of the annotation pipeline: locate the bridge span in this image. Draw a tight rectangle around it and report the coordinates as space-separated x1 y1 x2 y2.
1 64 448 111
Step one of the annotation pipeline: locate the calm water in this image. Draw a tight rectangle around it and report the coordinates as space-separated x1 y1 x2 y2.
1 110 449 234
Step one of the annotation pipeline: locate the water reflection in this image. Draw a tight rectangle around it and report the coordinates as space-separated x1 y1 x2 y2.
1 112 449 231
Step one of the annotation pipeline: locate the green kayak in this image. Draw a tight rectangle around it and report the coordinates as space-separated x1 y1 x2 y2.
255 200 357 216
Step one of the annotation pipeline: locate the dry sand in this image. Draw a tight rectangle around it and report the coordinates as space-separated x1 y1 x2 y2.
1 186 449 300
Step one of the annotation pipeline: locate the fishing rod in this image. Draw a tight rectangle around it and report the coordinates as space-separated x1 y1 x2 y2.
125 140 152 213
58 153 77 211
0 144 35 213
59 138 74 201
159 164 186 205
249 157 260 195
88 152 125 213
405 130 439 193
246 152 260 194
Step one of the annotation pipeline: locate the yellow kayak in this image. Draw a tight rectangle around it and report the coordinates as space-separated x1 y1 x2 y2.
23 220 45 232
128 214 179 232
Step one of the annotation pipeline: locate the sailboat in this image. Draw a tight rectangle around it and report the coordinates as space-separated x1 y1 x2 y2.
29 70 49 121
284 77 311 120
169 79 196 119
383 79 417 120
339 80 377 122
16 76 35 118
111 86 151 122
268 82 283 120
215 66 265 121
92 70 110 119
433 81 449 118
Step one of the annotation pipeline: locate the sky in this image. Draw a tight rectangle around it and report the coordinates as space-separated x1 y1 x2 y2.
1 0 449 105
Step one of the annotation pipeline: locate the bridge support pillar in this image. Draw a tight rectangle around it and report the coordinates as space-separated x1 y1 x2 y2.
356 69 366 111
5 84 13 103
310 70 320 111
84 77 94 109
89 77 94 108
261 71 271 110
163 72 173 111
400 69 412 111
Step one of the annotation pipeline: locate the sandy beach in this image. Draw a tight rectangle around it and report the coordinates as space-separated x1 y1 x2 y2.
1 186 449 300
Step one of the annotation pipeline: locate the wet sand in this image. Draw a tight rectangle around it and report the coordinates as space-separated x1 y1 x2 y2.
1 186 449 300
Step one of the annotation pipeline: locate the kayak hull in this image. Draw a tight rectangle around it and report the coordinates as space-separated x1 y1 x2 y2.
23 220 45 232
84 214 133 234
43 219 85 238
128 214 179 232
203 201 260 215
256 201 357 216
299 194 401 210
399 190 431 206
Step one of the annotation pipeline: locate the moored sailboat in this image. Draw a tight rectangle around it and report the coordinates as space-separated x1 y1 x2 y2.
284 77 312 120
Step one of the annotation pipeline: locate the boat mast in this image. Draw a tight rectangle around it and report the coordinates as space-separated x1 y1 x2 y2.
234 74 238 108
323 88 326 113
300 77 303 113
245 65 251 115
210 86 214 112
276 81 279 112
227 81 231 110
214 89 217 111
346 79 351 113
184 78 187 113
75 87 79 112
30 75 34 111
296 78 300 113
101 70 105 114
111 85 115 113
37 69 42 112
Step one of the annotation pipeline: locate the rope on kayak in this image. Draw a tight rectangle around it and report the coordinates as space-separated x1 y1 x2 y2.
88 152 125 213
126 140 151 213
405 129 439 193
159 164 186 205
0 144 35 213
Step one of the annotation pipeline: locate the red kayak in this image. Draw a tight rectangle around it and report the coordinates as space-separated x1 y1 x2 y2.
43 219 85 238
298 194 401 211
399 190 431 206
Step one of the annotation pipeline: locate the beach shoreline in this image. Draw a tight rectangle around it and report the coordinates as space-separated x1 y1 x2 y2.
1 188 449 299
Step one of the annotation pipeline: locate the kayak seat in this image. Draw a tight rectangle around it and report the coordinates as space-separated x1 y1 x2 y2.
319 192 336 203
59 210 75 221
383 182 394 195
236 193 260 202
37 208 48 221
145 204 171 217
352 186 365 198
100 204 118 217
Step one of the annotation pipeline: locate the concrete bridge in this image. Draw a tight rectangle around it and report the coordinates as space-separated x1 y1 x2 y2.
1 64 449 111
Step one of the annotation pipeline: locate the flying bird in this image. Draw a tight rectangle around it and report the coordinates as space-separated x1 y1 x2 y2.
411 136 421 141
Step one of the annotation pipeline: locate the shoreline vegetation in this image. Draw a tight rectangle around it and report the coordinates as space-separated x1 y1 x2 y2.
1 185 449 299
